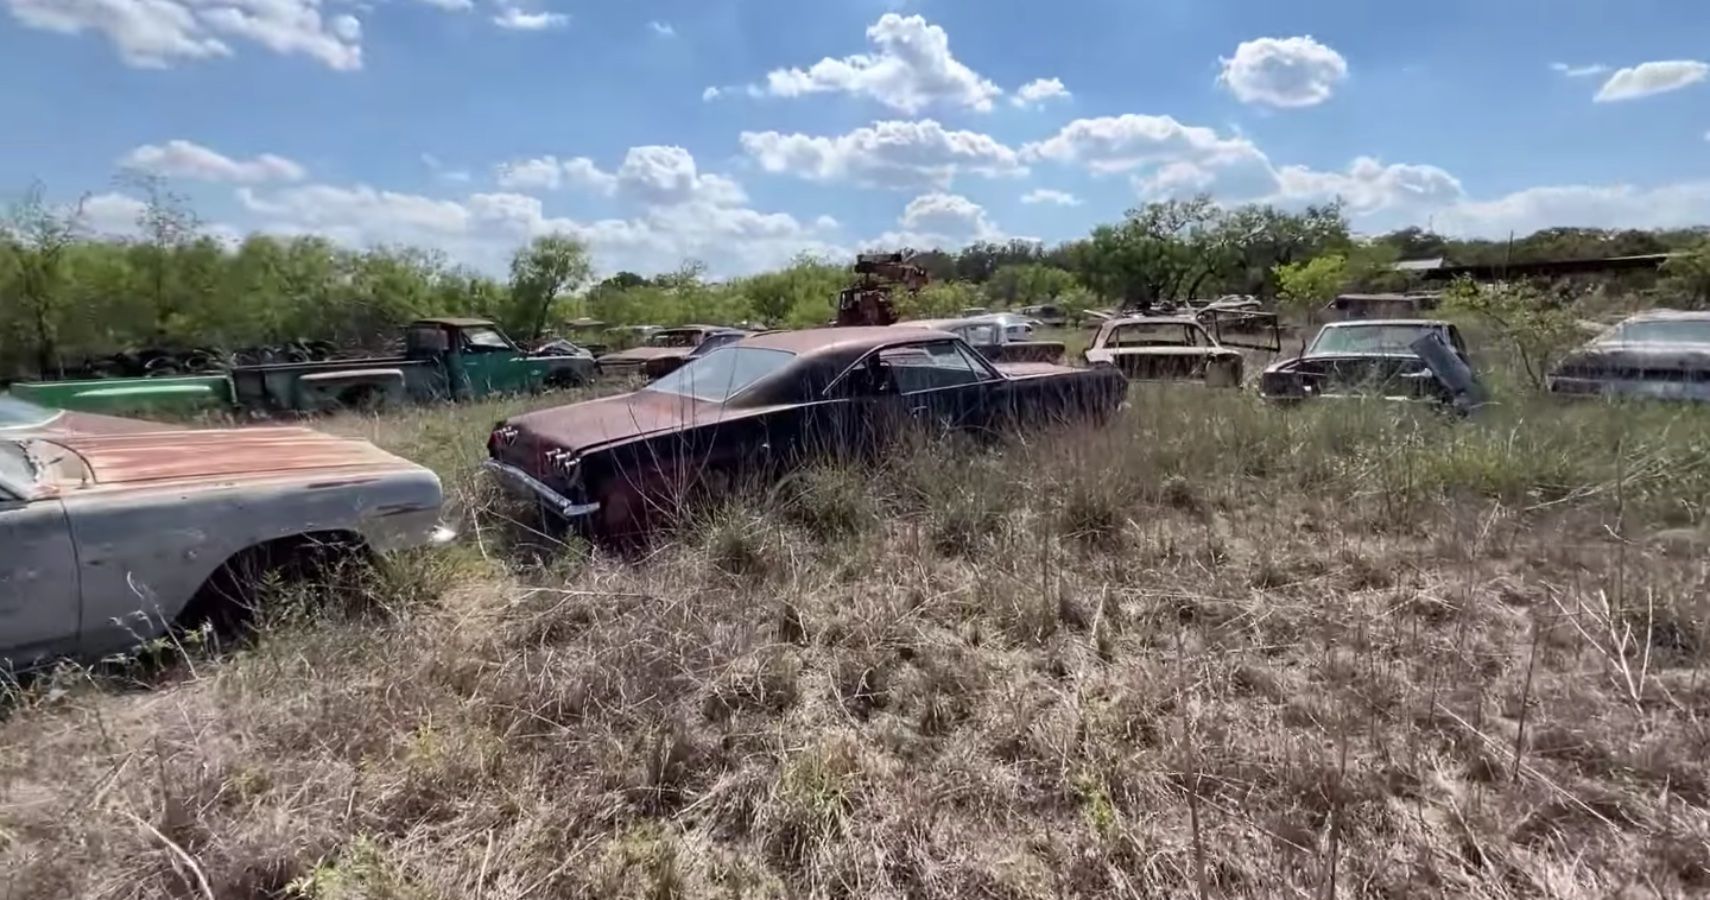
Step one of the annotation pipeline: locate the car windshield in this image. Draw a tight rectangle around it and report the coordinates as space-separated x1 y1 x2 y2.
463 327 512 351
0 395 57 429
1310 325 1435 355
1603 320 1710 345
1105 323 1197 348
646 347 795 403
648 330 703 348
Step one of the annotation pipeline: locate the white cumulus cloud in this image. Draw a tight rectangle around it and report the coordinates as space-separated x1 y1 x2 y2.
1435 181 1710 237
1551 62 1609 78
1020 188 1081 206
1594 60 1708 102
1024 114 1266 176
872 191 1008 250
1219 36 1348 108
761 13 1001 113
1274 157 1465 214
81 192 149 234
5 0 368 69
495 146 746 207
121 139 306 183
1012 77 1070 108
648 20 673 37
237 180 842 277
740 120 1026 189
492 6 567 31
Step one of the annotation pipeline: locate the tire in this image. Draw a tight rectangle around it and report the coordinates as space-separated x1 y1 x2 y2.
177 535 369 639
337 384 386 412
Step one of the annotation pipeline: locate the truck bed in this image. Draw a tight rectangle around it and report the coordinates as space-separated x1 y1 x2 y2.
230 356 438 413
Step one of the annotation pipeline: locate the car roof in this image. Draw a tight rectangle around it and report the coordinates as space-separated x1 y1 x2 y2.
1105 315 1202 327
413 317 495 328
895 317 993 331
1621 309 1710 323
1322 319 1450 328
740 326 958 356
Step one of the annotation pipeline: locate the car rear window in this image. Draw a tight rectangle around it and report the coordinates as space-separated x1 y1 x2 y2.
646 347 795 402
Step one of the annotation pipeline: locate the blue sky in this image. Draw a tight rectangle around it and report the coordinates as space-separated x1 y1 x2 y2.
2 0 1707 276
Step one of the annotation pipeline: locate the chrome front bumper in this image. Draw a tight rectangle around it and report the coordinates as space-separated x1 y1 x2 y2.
482 459 602 519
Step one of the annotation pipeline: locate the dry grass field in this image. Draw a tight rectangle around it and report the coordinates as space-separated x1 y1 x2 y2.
5 379 1710 899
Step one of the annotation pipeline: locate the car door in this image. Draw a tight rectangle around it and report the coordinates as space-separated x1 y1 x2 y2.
1203 308 1282 353
820 339 1001 451
0 474 81 666
456 326 531 396
876 340 1001 436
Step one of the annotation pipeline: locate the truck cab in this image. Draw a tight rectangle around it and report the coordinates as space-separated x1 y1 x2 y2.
403 318 593 401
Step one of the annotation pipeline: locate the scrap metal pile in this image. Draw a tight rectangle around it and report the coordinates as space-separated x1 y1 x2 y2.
836 250 930 327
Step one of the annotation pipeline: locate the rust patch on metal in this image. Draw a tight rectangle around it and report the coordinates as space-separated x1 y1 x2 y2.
42 427 413 488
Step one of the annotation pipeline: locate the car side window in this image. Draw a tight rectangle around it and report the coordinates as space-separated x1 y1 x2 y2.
880 341 989 394
961 323 999 346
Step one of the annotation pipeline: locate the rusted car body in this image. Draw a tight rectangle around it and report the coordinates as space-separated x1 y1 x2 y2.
1260 320 1470 404
485 327 1126 536
1083 315 1273 386
895 317 1065 364
1 398 450 669
1548 310 1710 403
597 325 731 377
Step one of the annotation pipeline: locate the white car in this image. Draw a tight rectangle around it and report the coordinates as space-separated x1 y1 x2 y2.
2 396 452 669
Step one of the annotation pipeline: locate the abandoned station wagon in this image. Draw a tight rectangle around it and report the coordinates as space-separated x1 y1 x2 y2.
1 398 451 669
486 327 1127 536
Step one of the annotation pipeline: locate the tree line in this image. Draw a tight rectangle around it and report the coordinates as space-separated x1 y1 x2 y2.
3 177 1708 380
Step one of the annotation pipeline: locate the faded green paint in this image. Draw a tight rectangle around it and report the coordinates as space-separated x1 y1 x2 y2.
10 376 233 416
12 320 592 418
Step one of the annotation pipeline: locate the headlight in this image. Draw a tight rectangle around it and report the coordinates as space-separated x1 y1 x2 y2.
493 424 520 446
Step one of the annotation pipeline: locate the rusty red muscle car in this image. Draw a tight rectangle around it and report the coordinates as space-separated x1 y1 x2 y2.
485 327 1127 536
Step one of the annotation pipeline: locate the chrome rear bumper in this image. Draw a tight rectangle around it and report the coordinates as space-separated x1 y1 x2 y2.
482 459 602 519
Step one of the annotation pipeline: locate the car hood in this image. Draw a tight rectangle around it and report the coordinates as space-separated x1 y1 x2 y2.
36 427 416 492
1265 351 1421 373
599 346 694 364
502 390 728 456
1559 342 1710 373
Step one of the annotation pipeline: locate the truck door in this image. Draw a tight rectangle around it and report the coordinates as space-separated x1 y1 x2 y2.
0 484 81 666
455 325 530 397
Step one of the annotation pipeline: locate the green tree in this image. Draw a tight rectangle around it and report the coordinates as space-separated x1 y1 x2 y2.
1660 241 1710 308
3 184 86 376
1443 278 1581 391
898 282 978 319
1274 253 1346 351
508 234 593 341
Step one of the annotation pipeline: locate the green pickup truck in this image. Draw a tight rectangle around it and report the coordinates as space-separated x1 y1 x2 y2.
12 318 595 417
